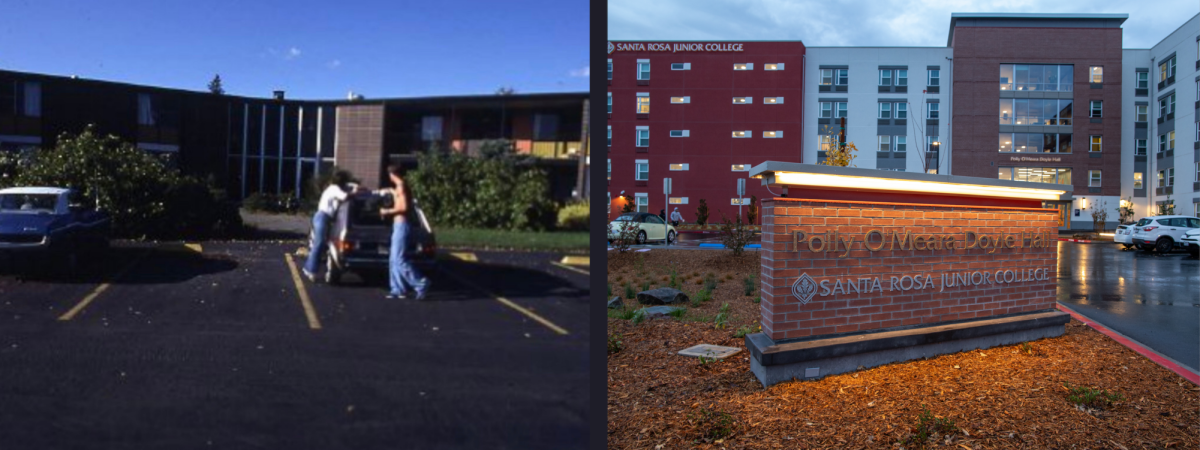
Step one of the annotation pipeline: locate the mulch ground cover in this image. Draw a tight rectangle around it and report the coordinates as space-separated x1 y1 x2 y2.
607 249 1199 449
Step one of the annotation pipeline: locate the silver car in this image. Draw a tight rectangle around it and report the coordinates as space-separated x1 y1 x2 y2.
1112 224 1133 249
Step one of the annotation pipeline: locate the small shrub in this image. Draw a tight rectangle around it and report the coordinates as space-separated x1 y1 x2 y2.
640 280 651 291
610 219 640 253
667 308 687 319
630 308 647 325
717 212 756 256
692 271 700 277
704 274 718 292
698 356 719 366
693 289 712 304
607 307 637 321
607 333 623 354
694 199 710 226
753 296 762 304
556 200 589 231
607 283 612 297
1064 382 1124 409
623 283 635 300
733 325 754 338
743 274 757 297
714 303 730 329
899 405 957 446
691 407 735 441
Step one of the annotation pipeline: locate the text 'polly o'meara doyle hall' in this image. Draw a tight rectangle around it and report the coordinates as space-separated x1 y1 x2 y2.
606 12 1200 229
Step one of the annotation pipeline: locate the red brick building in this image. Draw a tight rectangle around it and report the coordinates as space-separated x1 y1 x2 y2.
606 41 806 224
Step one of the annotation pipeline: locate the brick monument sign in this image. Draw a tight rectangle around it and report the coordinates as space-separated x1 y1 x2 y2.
745 162 1072 386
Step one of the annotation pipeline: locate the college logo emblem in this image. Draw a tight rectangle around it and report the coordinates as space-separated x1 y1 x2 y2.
608 42 614 54
792 273 817 305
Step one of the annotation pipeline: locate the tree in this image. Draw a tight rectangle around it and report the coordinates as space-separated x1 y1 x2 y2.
817 125 858 167
694 198 710 226
1117 197 1135 225
1090 200 1108 233
1157 195 1175 215
208 74 225 95
495 86 516 95
747 195 759 224
620 199 635 213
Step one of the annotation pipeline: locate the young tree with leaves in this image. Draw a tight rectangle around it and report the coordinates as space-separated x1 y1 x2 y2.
208 74 224 95
694 198 709 226
817 125 858 167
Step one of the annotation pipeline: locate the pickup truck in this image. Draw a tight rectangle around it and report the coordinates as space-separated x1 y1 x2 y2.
0 186 110 272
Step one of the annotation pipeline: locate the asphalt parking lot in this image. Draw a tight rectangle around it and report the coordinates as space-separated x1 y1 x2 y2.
0 242 589 449
1055 241 1200 372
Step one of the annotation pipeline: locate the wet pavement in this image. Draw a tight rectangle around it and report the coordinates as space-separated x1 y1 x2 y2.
1056 242 1200 371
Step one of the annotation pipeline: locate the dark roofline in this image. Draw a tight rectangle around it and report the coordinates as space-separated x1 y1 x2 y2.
0 68 584 105
947 12 1128 47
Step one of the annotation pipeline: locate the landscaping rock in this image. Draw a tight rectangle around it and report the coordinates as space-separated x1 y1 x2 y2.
636 288 690 305
607 296 623 309
638 306 682 319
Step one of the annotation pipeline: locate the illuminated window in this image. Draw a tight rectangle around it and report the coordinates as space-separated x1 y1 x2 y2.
820 69 833 85
669 163 689 171
1133 172 1143 189
731 198 749 205
764 63 784 71
764 97 783 104
818 135 834 152
1089 66 1102 83
733 63 752 71
878 135 890 152
731 164 750 171
670 96 690 103
1090 135 1101 153
763 131 782 138
636 93 649 114
669 197 689 204
732 97 752 104
732 131 750 138
607 126 611 147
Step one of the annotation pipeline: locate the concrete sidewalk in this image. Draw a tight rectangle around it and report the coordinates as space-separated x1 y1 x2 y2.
240 209 310 240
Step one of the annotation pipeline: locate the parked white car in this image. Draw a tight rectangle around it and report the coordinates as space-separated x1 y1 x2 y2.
1130 215 1200 253
1181 229 1199 257
1113 224 1133 248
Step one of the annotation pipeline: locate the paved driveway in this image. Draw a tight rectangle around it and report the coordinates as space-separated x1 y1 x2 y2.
1056 242 1200 372
0 242 589 449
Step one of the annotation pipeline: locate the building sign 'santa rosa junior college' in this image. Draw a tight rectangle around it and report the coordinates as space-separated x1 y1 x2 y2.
608 42 744 53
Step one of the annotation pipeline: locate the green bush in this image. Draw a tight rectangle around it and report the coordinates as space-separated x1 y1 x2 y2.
243 192 302 214
556 200 589 231
407 140 555 231
6 126 241 239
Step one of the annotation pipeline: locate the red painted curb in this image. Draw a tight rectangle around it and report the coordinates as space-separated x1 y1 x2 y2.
1058 238 1093 243
1056 304 1200 386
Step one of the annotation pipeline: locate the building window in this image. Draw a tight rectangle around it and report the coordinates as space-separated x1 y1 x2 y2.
927 69 940 87
669 130 689 137
1167 93 1175 115
732 130 750 138
998 167 1072 184
732 97 752 104
1159 56 1175 82
607 93 612 113
820 69 833 85
879 69 892 86
670 63 691 70
895 103 907 119
764 97 783 104
998 99 1073 125
1089 66 1103 83
878 135 890 152
670 96 690 104
1159 134 1167 153
997 133 1072 153
818 135 835 152
137 93 155 126
534 113 560 141
636 128 649 147
999 64 1073 91
1166 168 1174 187
1136 72 1148 89
730 198 750 205
421 116 443 141
733 63 753 71
669 163 689 171
763 131 782 138
896 69 907 86
607 59 612 80
1090 135 1101 153
835 69 848 85
607 159 611 180
819 102 832 118
764 63 783 71
926 137 939 154
731 164 750 172
635 162 648 181
607 126 612 147
635 194 648 213
927 103 939 119
19 82 40 118
1089 170 1101 187
636 94 649 114
1089 101 1102 118
1168 130 1175 150
1135 139 1146 155
1133 172 1143 189
637 61 650 80
835 102 847 118
1136 105 1147 122
878 103 891 119
668 197 689 204
895 136 907 152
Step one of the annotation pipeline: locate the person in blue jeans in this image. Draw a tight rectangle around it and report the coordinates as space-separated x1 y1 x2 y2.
303 171 358 281
378 164 429 300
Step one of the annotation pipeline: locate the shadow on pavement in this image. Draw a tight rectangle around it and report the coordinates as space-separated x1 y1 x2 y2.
0 245 239 285
306 256 587 302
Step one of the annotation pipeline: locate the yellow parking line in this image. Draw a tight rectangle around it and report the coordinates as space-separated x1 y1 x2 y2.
550 261 589 276
560 255 589 266
449 252 478 262
284 253 322 330
183 243 203 253
437 267 568 335
59 250 149 321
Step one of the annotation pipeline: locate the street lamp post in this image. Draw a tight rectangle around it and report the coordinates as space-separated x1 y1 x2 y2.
929 141 940 174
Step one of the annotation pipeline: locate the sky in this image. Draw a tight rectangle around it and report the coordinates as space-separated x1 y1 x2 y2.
608 0 1198 48
0 0 588 100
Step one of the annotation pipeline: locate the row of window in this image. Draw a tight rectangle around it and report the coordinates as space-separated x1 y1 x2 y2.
606 93 789 114
605 193 753 213
606 159 755 181
819 69 940 86
824 102 939 119
605 60 786 81
605 127 793 146
820 135 939 152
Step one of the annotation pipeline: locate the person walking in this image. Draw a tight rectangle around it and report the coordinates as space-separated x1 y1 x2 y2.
669 207 683 226
379 164 430 300
304 171 358 282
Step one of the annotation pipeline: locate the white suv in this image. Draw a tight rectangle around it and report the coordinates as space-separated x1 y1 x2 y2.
1113 224 1133 248
1130 215 1200 253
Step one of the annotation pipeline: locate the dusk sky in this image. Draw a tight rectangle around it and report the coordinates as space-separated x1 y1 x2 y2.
608 0 1197 48
0 0 588 100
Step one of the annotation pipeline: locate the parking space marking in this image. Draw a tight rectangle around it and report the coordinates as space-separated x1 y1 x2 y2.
549 261 589 276
184 243 203 253
560 255 589 266
436 267 569 335
284 253 323 330
58 250 149 321
449 252 478 262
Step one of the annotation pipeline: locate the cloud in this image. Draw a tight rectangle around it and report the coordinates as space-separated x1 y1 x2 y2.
285 47 302 60
569 66 590 77
327 59 341 69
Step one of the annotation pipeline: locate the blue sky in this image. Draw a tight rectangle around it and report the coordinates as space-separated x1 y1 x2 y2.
0 0 588 100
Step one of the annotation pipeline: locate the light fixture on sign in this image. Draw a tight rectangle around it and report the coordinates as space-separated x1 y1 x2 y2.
769 172 1066 201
